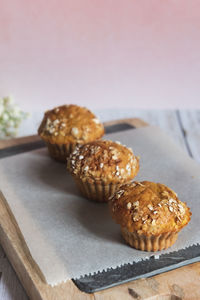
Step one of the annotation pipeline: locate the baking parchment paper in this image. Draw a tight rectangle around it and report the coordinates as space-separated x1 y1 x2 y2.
0 126 199 285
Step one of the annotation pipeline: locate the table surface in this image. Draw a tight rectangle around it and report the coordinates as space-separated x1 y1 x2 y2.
0 109 199 300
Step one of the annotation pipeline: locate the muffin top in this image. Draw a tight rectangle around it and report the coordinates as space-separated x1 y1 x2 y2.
109 181 191 236
67 140 139 184
38 104 104 144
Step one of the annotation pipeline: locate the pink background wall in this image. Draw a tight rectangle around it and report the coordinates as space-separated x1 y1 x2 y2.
0 0 200 111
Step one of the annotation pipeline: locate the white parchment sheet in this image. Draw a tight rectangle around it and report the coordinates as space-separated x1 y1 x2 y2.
0 126 200 285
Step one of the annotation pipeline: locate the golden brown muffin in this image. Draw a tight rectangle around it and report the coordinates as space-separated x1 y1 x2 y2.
38 104 104 162
109 181 191 251
67 140 139 202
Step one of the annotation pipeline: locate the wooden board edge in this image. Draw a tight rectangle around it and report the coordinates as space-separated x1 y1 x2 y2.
0 192 45 300
104 118 148 128
0 135 41 150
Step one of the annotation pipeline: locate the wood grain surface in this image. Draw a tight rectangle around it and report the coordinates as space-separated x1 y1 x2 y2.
0 111 200 300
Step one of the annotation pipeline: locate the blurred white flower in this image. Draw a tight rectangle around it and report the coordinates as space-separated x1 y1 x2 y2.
7 120 15 127
0 104 3 116
2 112 9 121
0 96 29 139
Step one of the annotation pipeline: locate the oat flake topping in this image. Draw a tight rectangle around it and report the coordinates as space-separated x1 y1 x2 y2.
67 140 139 183
109 181 191 236
38 104 104 143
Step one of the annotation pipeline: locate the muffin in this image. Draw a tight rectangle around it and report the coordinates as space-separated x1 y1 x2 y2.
109 181 191 251
38 104 104 162
67 140 139 202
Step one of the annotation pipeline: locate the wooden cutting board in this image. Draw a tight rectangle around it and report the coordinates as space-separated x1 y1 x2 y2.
0 118 200 300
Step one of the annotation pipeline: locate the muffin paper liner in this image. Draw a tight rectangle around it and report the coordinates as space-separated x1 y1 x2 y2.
46 142 77 162
74 177 122 202
121 227 178 252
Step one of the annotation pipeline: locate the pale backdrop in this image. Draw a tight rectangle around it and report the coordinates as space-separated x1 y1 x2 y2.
1 0 200 111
